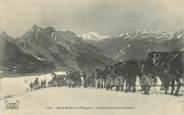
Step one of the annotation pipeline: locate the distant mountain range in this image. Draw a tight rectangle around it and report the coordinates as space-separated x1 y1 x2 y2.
1 26 183 75
83 29 184 61
0 25 113 75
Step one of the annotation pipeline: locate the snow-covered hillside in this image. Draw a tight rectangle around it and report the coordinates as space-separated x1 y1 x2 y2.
0 73 184 115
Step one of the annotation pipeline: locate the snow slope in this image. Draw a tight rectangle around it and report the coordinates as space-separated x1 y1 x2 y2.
0 73 184 115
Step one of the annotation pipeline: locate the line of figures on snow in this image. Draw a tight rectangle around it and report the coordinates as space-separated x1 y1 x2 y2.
29 51 183 96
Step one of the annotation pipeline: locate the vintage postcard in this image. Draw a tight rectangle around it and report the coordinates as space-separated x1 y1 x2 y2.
0 0 184 115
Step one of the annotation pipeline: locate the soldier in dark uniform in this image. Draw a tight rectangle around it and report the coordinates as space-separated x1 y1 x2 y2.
29 82 33 91
33 78 39 89
105 74 111 90
114 76 120 91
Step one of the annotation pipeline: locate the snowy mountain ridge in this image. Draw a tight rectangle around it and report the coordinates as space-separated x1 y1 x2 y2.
78 32 109 41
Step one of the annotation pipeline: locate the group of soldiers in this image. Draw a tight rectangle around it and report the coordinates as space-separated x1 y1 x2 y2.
29 78 47 91
29 51 183 96
29 62 156 95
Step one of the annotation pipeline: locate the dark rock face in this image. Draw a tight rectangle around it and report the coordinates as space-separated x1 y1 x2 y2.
0 25 113 75
0 30 55 74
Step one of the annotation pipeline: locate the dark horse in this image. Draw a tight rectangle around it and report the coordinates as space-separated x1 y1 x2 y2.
124 59 140 92
150 51 183 96
139 52 159 94
68 71 81 87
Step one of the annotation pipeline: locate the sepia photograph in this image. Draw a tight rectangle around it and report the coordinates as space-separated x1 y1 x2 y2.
0 0 184 115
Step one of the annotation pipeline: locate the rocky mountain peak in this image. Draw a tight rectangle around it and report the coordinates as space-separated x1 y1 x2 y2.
32 24 40 31
0 30 9 38
0 30 13 43
45 26 55 33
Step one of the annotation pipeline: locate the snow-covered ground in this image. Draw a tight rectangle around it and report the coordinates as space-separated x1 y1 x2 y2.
0 73 184 115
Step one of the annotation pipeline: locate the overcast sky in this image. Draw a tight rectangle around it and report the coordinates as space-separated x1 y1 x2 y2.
0 0 184 37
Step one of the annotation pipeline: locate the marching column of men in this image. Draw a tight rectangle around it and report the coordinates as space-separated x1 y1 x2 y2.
29 61 156 95
28 51 184 96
